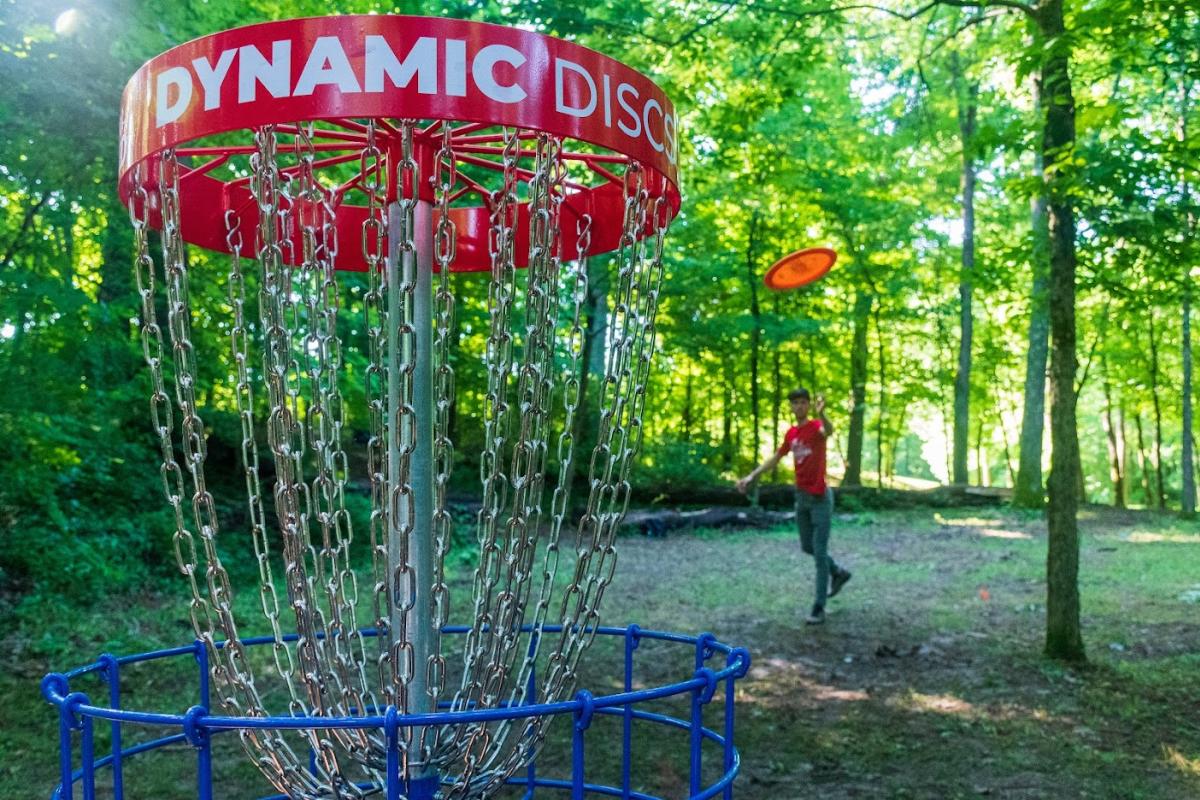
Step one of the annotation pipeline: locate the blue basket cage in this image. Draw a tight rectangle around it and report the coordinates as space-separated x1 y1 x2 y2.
42 624 751 800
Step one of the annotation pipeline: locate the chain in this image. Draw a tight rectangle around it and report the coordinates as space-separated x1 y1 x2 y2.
380 120 424 781
441 125 522 796
426 123 458 760
361 121 395 710
541 162 663 707
134 113 673 799
464 135 576 793
294 123 378 768
451 123 520 715
224 207 304 710
138 154 322 799
250 128 366 798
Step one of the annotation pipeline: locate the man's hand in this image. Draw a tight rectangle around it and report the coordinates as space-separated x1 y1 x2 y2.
735 476 752 494
815 394 826 415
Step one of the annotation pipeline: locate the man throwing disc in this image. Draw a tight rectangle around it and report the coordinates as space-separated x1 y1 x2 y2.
736 388 852 625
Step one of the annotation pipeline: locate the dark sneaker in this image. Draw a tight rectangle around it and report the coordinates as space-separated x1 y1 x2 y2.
830 569 853 598
805 605 825 625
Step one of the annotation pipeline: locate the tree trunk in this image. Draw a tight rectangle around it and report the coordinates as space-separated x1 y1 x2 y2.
953 75 978 486
1184 286 1196 515
890 404 907 481
875 301 887 488
746 212 762 462
1102 365 1126 508
1014 112 1052 507
722 369 734 470
682 370 693 439
576 254 610 478
1148 310 1167 509
772 314 782 482
976 414 988 487
999 406 1018 486
1180 81 1196 516
1038 0 1085 663
1135 413 1153 505
844 289 873 487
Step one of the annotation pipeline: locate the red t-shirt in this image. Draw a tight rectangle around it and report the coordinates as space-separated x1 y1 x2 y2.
777 419 827 495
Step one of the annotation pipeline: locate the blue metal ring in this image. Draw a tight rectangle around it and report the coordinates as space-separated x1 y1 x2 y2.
42 625 750 800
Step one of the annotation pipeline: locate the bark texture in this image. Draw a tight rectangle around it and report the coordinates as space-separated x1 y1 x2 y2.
1038 0 1085 663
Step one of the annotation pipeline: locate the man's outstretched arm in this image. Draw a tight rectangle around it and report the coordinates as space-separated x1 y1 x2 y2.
736 451 784 493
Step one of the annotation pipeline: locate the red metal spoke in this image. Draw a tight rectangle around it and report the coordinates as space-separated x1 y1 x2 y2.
453 143 630 168
447 122 501 140
451 152 506 173
374 118 407 138
332 172 369 203
579 159 624 186
176 142 361 158
451 131 541 146
274 124 369 145
561 151 628 165
448 171 491 202
325 118 371 134
453 153 591 193
178 154 231 180
227 151 365 188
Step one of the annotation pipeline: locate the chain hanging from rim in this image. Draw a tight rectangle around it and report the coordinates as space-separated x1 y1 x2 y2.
130 119 670 799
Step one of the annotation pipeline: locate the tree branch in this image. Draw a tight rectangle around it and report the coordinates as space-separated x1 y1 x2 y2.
709 0 1033 23
1074 298 1111 403
0 189 51 269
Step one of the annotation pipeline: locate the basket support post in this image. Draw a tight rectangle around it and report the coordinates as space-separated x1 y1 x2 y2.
387 194 437 782
99 654 125 798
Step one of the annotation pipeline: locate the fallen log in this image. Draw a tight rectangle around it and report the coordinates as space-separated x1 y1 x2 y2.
620 506 792 537
629 483 1006 510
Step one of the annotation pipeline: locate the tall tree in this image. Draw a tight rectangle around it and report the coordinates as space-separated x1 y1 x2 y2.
1035 0 1085 661
1178 73 1197 517
952 62 979 486
1013 125 1052 507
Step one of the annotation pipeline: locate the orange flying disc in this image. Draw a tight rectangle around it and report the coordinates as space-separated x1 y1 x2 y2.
763 247 837 290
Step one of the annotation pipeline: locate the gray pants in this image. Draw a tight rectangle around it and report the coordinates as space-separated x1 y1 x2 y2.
795 488 840 608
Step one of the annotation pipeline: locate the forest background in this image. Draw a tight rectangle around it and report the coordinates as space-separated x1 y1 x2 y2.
1 0 1197 648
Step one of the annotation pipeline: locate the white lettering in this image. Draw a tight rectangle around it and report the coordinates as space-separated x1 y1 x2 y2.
555 58 596 117
192 50 236 111
238 40 291 102
643 98 664 152
445 39 467 96
155 66 193 127
294 36 361 95
616 83 641 138
364 35 436 93
602 74 612 127
473 44 526 104
663 113 677 165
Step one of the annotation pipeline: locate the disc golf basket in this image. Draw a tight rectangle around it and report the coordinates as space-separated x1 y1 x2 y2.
42 15 749 800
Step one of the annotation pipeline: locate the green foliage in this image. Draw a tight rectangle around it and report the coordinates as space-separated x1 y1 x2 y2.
0 0 1197 607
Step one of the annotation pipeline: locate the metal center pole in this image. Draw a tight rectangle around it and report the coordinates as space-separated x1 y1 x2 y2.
387 198 435 788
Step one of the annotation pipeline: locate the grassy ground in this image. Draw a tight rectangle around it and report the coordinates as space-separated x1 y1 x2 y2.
3 505 1198 798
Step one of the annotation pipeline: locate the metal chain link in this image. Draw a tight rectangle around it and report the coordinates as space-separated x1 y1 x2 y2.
135 115 671 800
426 123 458 761
249 128 365 798
462 134 577 792
542 162 665 706
293 122 379 768
138 154 324 799
361 121 395 711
